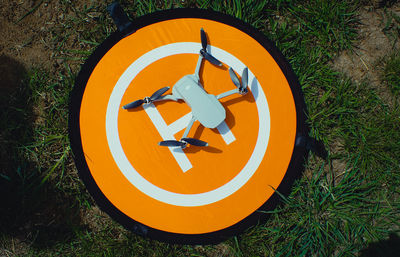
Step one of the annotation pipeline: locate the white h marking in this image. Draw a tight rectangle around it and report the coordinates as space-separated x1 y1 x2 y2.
143 103 236 173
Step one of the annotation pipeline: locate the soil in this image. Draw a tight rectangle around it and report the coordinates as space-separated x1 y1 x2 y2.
0 1 56 70
0 0 104 76
332 4 400 104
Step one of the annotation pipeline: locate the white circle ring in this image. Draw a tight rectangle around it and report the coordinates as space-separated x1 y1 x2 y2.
106 42 270 207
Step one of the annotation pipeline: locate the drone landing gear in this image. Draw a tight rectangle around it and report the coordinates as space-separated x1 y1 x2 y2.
158 116 208 148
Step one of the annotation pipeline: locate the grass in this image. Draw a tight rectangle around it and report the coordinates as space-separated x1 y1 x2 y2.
380 52 400 95
382 6 400 47
1 0 399 256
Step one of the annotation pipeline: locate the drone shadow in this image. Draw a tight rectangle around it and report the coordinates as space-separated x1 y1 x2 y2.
126 107 143 113
250 77 259 100
180 145 223 154
222 107 236 130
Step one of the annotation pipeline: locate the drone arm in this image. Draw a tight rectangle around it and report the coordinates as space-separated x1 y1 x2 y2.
194 55 204 78
154 94 180 102
216 89 240 100
181 116 196 139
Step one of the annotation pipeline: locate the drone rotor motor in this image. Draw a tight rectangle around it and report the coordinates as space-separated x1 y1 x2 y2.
229 67 249 95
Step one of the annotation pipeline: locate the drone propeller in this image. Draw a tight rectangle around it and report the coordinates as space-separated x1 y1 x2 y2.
241 67 248 91
229 67 248 94
200 28 222 67
159 137 208 148
122 86 170 109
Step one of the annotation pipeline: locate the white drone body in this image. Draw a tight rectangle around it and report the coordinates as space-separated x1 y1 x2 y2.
123 28 249 148
172 74 225 129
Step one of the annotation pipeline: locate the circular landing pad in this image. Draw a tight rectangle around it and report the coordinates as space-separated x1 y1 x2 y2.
69 8 308 244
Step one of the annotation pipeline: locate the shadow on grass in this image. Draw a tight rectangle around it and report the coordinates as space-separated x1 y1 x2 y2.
359 233 400 257
0 54 85 248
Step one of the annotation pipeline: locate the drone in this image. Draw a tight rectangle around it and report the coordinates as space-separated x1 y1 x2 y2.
122 28 249 148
